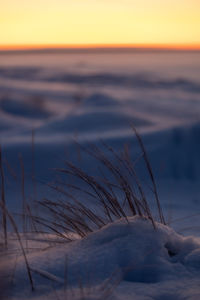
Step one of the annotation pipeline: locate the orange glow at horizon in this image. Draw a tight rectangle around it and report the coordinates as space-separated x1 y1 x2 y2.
1 0 200 47
1 44 200 51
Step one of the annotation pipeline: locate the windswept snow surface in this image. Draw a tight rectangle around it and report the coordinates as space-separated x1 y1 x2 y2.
0 51 200 145
2 217 200 299
0 50 200 233
0 50 200 299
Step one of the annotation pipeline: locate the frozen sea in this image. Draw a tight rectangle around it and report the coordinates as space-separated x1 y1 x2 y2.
0 49 200 234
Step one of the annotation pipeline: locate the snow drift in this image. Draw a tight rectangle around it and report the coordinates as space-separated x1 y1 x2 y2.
3 216 200 299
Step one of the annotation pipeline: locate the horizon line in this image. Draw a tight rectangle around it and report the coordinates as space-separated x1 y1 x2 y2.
1 43 200 52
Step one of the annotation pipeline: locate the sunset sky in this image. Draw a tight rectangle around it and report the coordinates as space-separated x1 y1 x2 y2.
1 0 200 48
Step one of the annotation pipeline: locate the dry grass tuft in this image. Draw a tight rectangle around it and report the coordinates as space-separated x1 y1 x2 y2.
36 128 165 239
0 145 7 248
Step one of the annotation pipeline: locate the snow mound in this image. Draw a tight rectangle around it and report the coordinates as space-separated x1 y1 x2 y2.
4 216 200 299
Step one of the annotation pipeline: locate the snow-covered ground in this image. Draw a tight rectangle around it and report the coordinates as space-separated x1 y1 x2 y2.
0 49 200 299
